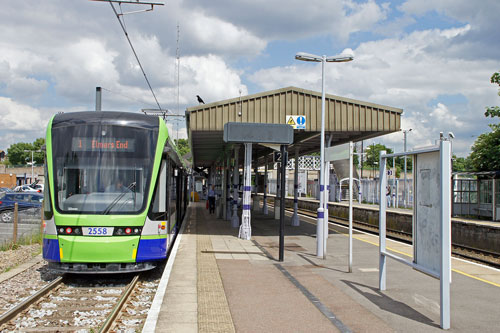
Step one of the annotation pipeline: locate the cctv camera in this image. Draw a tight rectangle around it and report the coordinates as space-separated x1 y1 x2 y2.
448 132 455 139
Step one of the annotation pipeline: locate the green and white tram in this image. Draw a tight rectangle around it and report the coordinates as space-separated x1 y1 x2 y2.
42 111 188 273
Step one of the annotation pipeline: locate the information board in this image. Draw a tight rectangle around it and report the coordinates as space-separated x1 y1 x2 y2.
413 150 441 275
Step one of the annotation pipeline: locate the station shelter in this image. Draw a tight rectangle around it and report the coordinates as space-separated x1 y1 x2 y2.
452 171 500 221
186 86 402 226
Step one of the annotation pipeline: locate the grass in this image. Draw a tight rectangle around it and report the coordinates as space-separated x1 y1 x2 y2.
0 231 42 252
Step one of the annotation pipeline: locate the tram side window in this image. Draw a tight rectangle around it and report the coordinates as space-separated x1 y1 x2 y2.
150 158 169 220
169 165 177 225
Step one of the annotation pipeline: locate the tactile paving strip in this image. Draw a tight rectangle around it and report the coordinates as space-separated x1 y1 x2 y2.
197 208 236 333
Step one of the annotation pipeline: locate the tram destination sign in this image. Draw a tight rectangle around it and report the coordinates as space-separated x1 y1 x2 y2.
71 137 136 152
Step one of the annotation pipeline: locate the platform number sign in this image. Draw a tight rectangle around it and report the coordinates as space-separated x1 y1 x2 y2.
286 115 306 130
274 151 282 162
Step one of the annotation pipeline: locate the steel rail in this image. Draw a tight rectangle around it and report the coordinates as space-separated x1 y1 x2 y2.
0 275 64 325
275 204 500 267
98 274 141 332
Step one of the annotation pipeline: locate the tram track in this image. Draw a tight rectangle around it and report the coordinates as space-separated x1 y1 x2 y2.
0 267 162 332
279 205 500 269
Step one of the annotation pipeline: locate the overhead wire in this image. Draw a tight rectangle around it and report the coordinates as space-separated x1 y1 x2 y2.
100 87 158 108
107 0 166 112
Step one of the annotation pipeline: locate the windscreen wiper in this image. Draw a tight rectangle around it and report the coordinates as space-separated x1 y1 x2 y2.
102 182 136 215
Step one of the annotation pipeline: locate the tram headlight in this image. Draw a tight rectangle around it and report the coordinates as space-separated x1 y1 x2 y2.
65 227 73 234
113 227 142 236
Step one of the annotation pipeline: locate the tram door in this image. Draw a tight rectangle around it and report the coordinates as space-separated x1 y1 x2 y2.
150 156 170 246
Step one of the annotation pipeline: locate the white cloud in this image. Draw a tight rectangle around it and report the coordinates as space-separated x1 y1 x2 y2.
0 97 48 150
181 12 266 57
249 24 498 156
430 103 464 128
182 0 388 43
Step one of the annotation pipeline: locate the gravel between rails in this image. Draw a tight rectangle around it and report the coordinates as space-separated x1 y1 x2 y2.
0 244 167 332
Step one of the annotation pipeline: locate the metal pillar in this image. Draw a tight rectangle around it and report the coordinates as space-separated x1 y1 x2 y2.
348 141 353 272
379 150 387 290
191 174 194 202
96 87 102 111
275 159 281 220
226 156 232 220
323 135 332 244
239 143 252 240
231 146 240 227
222 158 227 219
279 145 287 261
291 147 300 226
263 156 268 214
253 164 259 211
440 139 451 330
216 164 223 218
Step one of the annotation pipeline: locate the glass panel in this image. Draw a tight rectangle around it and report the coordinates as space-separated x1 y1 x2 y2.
461 181 469 191
470 181 477 191
480 180 493 204
455 192 462 203
52 124 158 214
470 192 478 204
454 180 460 191
462 192 469 203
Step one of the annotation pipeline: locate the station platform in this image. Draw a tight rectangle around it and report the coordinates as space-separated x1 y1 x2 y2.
146 201 500 332
263 193 500 228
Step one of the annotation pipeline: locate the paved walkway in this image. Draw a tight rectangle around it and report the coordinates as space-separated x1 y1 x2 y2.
152 201 500 332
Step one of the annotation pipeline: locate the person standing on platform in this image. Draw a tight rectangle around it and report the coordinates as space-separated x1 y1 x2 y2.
386 186 391 208
208 185 216 214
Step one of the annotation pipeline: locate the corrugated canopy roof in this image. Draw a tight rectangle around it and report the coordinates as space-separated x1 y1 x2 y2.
187 86 402 168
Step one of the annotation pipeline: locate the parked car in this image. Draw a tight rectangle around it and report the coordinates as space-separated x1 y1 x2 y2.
0 192 43 222
13 185 41 193
31 184 44 192
0 187 12 193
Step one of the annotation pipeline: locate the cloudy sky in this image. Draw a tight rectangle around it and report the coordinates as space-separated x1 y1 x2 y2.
1 0 499 157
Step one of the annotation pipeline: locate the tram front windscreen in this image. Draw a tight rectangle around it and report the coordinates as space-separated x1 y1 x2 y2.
51 124 158 215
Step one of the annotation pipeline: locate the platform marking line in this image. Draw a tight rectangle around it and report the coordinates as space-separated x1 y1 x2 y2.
451 269 500 288
251 239 351 332
142 208 190 332
295 211 500 289
274 263 352 333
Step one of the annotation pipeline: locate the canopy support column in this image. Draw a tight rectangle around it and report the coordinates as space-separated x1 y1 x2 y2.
291 147 300 226
231 146 240 228
239 143 252 239
263 156 269 215
275 157 281 220
253 164 259 211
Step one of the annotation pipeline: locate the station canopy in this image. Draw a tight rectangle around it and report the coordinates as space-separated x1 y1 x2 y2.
187 86 402 169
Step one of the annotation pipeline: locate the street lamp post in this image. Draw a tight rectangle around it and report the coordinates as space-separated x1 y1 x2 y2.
24 149 42 184
295 51 353 258
403 129 412 207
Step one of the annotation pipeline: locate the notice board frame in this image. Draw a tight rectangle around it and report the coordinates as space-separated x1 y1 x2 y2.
378 139 451 329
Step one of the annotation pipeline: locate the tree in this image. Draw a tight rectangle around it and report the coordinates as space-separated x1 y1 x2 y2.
174 139 191 160
6 138 45 166
485 71 500 118
363 143 394 168
452 155 472 172
468 129 500 171
468 70 500 171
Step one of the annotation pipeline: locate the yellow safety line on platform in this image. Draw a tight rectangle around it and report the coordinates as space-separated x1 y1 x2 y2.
451 268 500 288
297 213 500 288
